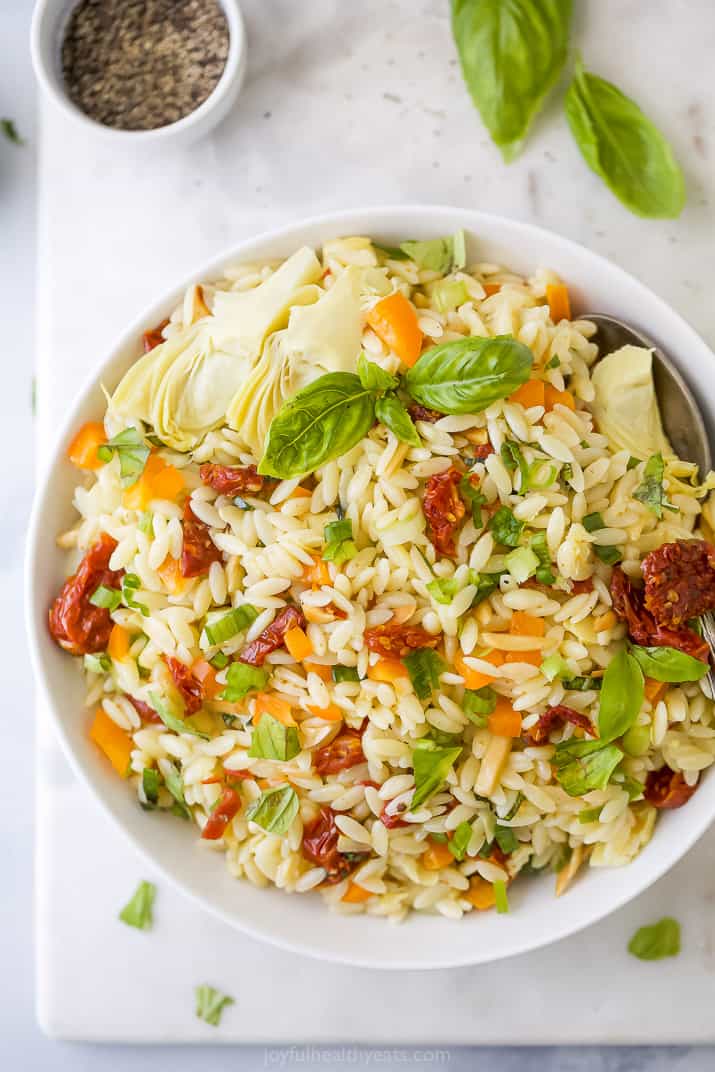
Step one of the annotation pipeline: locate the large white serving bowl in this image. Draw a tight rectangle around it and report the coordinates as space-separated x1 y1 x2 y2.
26 205 715 970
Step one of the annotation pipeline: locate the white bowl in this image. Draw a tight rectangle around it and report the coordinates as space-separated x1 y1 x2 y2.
26 205 715 969
30 0 246 145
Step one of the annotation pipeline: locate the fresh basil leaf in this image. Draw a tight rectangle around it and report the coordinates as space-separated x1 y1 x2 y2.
403 648 446 700
400 230 467 273
628 918 680 961
405 335 533 414
245 784 299 835
322 517 358 566
375 393 421 447
565 58 685 218
119 880 155 930
357 353 399 392
1 118 23 145
220 662 269 702
459 475 487 527
582 511 605 533
627 455 640 471
195 984 235 1027
411 741 463 808
248 712 300 762
147 691 210 741
448 820 473 861
141 768 161 808
598 650 644 742
121 573 149 617
501 440 529 488
89 584 122 611
553 738 623 796
97 427 151 486
494 824 518 854
163 762 191 819
451 0 572 162
204 605 259 646
630 645 709 683
488 506 524 547
332 665 361 683
84 652 111 674
546 355 560 369
259 372 376 479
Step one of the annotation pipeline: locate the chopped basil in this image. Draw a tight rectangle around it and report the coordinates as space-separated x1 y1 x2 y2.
633 453 674 519
89 584 122 611
503 791 524 821
121 573 149 617
581 511 604 533
458 475 487 528
546 355 560 369
562 674 602 691
357 353 399 392
581 511 622 565
195 984 235 1027
332 665 361 683
561 463 573 482
488 506 524 548
97 426 150 486
84 652 111 674
163 763 191 819
248 712 300 762
628 918 680 961
210 651 229 670
493 880 509 914
553 738 623 796
322 518 358 566
245 784 299 835
141 768 161 808
598 650 644 742
463 685 497 725
629 645 709 683
400 230 467 273
627 455 640 470
448 820 473 861
1 118 23 145
119 880 155 930
501 440 530 488
232 496 254 511
411 740 462 809
204 605 259 646
494 825 518 854
220 662 269 702
403 647 446 700
428 569 501 608
147 691 210 741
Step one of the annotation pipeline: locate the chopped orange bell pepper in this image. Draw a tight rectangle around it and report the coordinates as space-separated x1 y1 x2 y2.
123 453 185 511
546 283 571 323
454 649 504 690
107 624 130 661
509 379 545 409
466 877 497 910
488 697 522 738
253 693 296 727
284 626 314 661
645 677 667 705
544 385 576 412
191 659 222 700
89 707 133 777
67 421 107 470
422 841 455 870
509 611 545 637
504 649 542 666
341 882 372 903
366 291 423 367
305 662 332 683
307 702 343 722
483 282 502 297
367 657 409 683
157 554 186 595
303 555 331 587
287 485 312 500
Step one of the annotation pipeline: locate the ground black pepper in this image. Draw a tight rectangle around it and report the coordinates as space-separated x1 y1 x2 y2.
61 0 230 131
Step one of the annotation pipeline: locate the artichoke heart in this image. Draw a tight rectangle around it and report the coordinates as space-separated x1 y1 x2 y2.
591 344 672 461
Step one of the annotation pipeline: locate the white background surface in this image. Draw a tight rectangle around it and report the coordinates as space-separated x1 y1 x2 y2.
4 0 715 1067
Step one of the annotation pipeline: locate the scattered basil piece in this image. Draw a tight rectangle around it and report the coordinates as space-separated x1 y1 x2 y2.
220 662 269 701
581 511 622 565
122 573 149 617
628 918 681 961
501 440 530 488
97 426 151 486
89 584 122 611
405 335 533 414
427 569 500 607
627 455 640 470
546 355 560 369
403 648 446 700
1 118 23 145
630 645 709 683
493 879 510 914
248 711 300 762
598 650 644 742
411 740 463 808
147 691 210 741
141 768 161 808
84 652 111 674
562 675 602 692
259 372 376 479
322 517 358 566
245 785 299 835
119 880 155 930
163 762 191 819
494 824 518 855
357 353 399 392
503 792 524 821
375 393 421 447
564 58 685 218
195 984 235 1027
463 685 497 725
204 605 258 646
553 738 624 796
331 665 360 683
448 820 473 861
458 475 487 527
451 0 572 162
488 506 524 548
582 511 605 533
400 230 467 273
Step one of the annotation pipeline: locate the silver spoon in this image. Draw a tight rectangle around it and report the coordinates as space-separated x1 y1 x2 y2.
583 313 715 696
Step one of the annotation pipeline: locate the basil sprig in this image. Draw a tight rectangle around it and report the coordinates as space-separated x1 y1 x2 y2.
597 650 644 742
628 918 681 961
451 0 572 162
629 645 709 684
357 353 398 392
411 740 462 809
565 58 685 219
375 393 421 447
405 335 532 414
553 738 623 796
245 784 299 835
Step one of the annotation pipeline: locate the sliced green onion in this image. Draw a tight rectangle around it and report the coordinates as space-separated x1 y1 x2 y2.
89 585 122 611
505 546 539 584
84 652 111 674
431 278 469 314
540 654 568 682
119 880 155 930
141 768 161 808
122 573 149 616
210 651 229 670
220 662 269 701
322 518 357 566
204 605 259 646
493 880 509 914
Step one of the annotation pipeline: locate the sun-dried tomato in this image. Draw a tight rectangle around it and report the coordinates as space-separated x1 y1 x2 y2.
314 728 365 776
302 806 363 883
610 567 709 660
570 578 594 595
199 463 265 497
642 539 715 627
180 499 222 578
126 694 162 724
422 466 466 557
468 442 495 462
644 767 698 809
364 622 440 658
239 605 306 667
201 787 241 840
48 534 123 656
380 807 409 829
142 318 169 352
165 655 203 715
408 404 442 424
525 704 596 746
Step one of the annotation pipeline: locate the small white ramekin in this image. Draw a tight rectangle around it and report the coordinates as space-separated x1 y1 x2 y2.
30 0 246 145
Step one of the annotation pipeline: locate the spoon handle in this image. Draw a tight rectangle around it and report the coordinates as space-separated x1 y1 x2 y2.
699 612 715 700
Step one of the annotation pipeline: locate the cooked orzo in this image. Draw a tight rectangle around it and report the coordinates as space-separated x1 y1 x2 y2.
50 231 715 921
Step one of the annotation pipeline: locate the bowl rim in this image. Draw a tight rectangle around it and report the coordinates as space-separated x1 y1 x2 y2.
30 0 246 142
26 204 715 969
